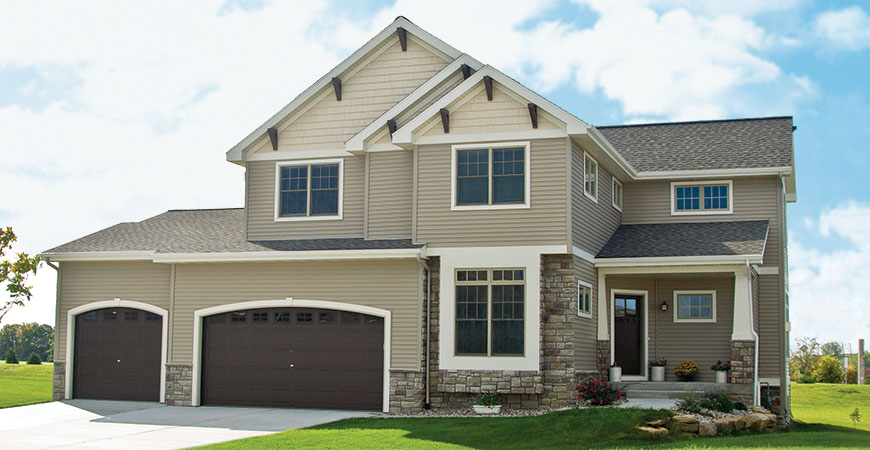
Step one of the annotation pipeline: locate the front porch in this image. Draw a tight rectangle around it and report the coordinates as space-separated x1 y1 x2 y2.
614 381 753 401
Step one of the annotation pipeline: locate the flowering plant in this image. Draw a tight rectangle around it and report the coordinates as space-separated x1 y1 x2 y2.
674 360 700 380
650 358 668 367
710 360 731 371
575 379 623 406
474 392 501 407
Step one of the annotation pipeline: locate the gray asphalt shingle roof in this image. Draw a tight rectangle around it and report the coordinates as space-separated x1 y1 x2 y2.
597 117 793 173
43 209 422 254
596 220 769 259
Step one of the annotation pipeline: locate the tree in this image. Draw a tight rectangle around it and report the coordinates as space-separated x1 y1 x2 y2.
0 227 41 323
791 337 821 377
813 355 844 383
0 323 54 362
821 342 844 359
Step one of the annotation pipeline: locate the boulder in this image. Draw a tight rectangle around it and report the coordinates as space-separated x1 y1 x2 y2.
763 413 778 428
637 426 668 437
714 416 744 432
673 414 699 432
645 417 670 427
698 421 717 437
745 413 768 431
749 405 771 414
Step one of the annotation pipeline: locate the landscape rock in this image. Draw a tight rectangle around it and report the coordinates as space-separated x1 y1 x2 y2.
645 417 670 427
763 413 777 428
745 413 768 431
698 421 717 436
637 426 668 437
749 405 771 414
714 415 745 432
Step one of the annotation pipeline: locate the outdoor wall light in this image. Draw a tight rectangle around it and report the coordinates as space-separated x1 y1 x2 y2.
660 302 668 311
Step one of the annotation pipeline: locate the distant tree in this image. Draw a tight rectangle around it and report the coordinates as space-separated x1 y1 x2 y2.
4 348 18 364
791 337 821 377
821 342 844 359
813 355 845 383
0 323 53 362
0 227 41 323
26 352 41 365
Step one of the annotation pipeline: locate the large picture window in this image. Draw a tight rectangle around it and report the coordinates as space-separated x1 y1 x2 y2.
452 142 530 210
671 181 732 215
275 159 343 220
455 268 525 356
673 290 717 323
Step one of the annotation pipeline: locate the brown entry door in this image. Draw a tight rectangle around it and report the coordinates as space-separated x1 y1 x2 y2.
614 296 642 375
201 308 383 410
74 307 162 401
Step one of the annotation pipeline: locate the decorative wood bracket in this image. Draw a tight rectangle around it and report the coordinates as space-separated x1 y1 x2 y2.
387 119 397 136
527 103 538 129
460 64 472 79
397 27 407 51
439 108 449 133
483 76 493 101
267 127 278 151
332 77 342 101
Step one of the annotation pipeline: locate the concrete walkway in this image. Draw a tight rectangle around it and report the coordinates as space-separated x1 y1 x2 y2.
0 400 374 449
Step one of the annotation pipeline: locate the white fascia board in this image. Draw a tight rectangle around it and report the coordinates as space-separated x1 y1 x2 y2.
582 126 637 178
345 54 484 152
151 248 424 263
392 65 589 145
635 166 793 180
594 254 764 268
41 251 155 262
226 17 463 163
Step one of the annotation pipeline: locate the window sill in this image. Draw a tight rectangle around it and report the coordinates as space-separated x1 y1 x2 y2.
577 312 593 319
671 210 733 216
451 203 530 211
673 318 716 323
274 215 343 222
583 192 598 203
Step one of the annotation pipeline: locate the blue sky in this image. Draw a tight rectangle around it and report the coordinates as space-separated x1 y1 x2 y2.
1 0 868 349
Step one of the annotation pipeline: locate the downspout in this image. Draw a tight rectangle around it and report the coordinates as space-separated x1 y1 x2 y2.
418 256 432 409
747 259 760 406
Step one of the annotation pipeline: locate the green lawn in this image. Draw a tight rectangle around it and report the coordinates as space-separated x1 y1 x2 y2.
791 383 870 430
0 361 54 408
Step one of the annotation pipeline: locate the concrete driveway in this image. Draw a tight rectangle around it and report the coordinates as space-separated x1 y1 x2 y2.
1 400 375 449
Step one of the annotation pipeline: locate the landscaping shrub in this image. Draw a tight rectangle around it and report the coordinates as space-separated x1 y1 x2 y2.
846 367 857 384
575 379 623 406
699 390 735 413
26 352 41 365
675 392 708 415
813 355 844 383
4 349 18 364
734 401 748 411
798 372 817 384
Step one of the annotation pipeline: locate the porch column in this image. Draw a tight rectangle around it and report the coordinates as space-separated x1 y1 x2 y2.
731 269 755 341
731 268 757 404
597 271 608 341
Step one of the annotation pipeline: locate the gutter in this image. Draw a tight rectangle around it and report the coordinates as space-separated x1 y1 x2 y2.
418 256 432 409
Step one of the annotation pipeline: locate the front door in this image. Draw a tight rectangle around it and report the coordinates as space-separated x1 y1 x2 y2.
614 295 642 376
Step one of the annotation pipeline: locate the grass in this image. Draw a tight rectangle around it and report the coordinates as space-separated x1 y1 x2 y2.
0 360 54 408
791 383 870 430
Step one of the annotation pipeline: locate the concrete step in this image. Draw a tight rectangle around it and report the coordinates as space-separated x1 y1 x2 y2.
614 382 726 392
620 390 698 400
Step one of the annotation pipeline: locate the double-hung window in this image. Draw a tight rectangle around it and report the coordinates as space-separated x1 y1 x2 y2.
672 180 732 215
275 159 343 220
455 268 525 356
612 178 623 211
584 152 598 202
577 281 592 317
453 142 529 209
673 290 717 323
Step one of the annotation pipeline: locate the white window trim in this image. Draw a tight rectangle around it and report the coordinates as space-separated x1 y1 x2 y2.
451 141 531 211
583 152 598 203
274 158 344 222
670 180 733 216
454 268 526 357
609 289 648 381
611 177 623 212
577 280 593 318
673 290 717 323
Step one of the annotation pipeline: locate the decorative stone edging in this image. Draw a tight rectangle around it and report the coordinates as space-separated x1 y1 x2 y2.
637 406 778 438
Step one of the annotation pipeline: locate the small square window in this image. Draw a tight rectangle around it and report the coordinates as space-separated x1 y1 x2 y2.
82 311 97 321
275 312 290 322
145 312 161 321
296 312 313 323
341 311 361 324
231 311 247 322
318 311 336 324
252 312 268 322
103 310 117 321
124 311 138 321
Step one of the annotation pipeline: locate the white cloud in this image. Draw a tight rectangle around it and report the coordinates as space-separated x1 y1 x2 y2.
789 202 870 347
815 6 870 51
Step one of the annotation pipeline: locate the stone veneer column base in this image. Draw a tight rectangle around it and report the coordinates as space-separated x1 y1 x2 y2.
390 370 425 414
597 340 611 380
52 361 66 400
165 363 193 406
729 341 755 385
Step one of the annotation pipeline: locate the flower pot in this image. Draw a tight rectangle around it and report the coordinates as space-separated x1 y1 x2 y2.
473 405 502 415
678 374 696 382
715 370 728 384
609 366 622 382
651 366 665 382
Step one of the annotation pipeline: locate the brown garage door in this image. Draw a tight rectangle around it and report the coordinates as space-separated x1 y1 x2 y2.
73 307 162 401
201 308 383 410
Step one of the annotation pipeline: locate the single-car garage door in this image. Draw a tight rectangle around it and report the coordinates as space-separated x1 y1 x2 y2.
201 308 383 410
73 307 162 401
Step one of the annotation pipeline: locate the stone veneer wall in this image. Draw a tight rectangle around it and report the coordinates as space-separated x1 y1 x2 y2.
165 363 192 406
597 340 611 379
52 361 66 400
729 340 755 406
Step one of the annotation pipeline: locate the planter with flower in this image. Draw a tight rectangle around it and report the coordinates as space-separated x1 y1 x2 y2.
575 379 624 406
711 360 731 383
472 392 502 414
649 358 667 382
674 360 700 381
608 362 622 382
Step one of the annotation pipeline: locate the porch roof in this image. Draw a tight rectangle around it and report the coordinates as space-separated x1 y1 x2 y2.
596 220 769 260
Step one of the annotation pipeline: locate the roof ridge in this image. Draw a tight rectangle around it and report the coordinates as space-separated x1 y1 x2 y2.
596 116 793 129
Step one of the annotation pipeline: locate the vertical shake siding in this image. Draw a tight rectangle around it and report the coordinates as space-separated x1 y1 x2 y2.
273 36 449 152
415 138 569 246
55 261 171 361
367 151 413 238
245 157 365 240
621 177 781 266
170 260 420 369
757 274 781 378
571 142 621 254
605 274 734 382
573 258 598 372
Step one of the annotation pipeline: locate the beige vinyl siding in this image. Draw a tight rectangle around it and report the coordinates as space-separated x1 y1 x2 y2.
621 177 781 266
573 257 598 372
55 261 171 361
245 157 365 240
265 36 449 152
571 141 621 254
367 150 413 238
604 274 734 382
415 138 569 247
397 71 465 126
170 260 421 369
422 85 560 137
757 273 782 378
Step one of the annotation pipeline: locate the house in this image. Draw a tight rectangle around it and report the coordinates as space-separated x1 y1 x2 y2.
42 17 795 420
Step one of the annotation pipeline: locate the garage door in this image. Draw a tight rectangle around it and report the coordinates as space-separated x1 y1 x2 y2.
201 308 383 410
73 307 162 401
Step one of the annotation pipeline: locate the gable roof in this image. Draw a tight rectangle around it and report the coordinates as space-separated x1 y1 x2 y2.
595 220 769 260
226 16 463 163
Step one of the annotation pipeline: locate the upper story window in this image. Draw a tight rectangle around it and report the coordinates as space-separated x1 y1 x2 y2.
611 178 623 211
674 290 717 323
455 268 525 356
452 142 530 210
671 180 733 215
577 281 592 317
584 152 598 202
274 159 343 221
